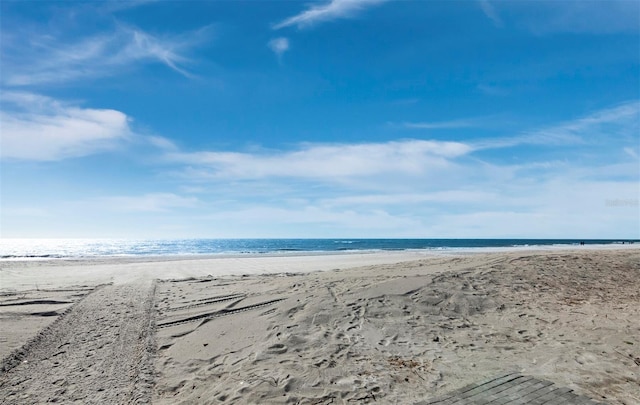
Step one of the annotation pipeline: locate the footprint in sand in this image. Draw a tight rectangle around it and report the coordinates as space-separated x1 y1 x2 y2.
575 352 597 365
267 343 288 354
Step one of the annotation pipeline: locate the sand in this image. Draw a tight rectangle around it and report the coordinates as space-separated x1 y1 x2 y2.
1 248 639 404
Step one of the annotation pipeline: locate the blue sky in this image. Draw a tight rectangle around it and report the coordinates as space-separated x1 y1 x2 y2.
1 0 638 238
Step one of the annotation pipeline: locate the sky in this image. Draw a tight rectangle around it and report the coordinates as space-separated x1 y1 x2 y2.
0 0 639 239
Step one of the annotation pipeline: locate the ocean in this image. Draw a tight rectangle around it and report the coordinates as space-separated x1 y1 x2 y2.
0 238 636 259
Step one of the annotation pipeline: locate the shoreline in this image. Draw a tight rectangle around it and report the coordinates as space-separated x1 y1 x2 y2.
1 241 637 263
1 245 639 292
2 241 638 263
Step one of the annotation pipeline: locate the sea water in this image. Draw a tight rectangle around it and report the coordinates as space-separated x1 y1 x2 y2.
0 238 635 259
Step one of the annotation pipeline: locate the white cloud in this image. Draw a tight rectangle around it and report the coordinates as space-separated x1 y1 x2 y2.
166 139 472 181
268 37 290 59
101 0 158 13
474 100 640 150
1 92 134 161
478 0 503 28
426 179 639 238
273 0 390 30
155 175 639 238
401 118 485 130
513 0 640 35
191 204 423 238
145 135 178 151
96 193 198 212
320 190 500 208
2 24 213 86
1 207 50 218
477 84 509 96
624 147 639 160
539 100 640 142
565 100 640 131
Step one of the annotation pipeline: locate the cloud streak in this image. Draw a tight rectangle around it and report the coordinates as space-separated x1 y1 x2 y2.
273 0 389 30
2 24 213 86
478 0 503 28
474 100 640 150
96 193 198 212
401 118 486 130
512 0 640 35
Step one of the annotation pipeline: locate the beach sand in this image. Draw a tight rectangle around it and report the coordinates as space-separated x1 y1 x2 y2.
1 248 639 404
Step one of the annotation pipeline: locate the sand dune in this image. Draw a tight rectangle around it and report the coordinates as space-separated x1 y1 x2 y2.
1 249 639 404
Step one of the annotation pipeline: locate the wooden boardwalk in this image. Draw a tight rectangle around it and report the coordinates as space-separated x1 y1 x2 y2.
416 373 606 405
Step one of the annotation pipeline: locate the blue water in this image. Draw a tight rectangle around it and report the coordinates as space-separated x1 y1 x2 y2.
0 238 636 259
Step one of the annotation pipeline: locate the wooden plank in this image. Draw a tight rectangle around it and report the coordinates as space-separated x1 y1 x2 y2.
420 373 519 404
415 373 607 405
446 374 526 404
483 378 546 404
467 376 537 404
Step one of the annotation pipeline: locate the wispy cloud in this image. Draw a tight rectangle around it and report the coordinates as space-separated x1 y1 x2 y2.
624 147 639 160
400 118 486 130
100 0 159 13
1 92 134 161
145 135 179 151
197 205 419 236
2 24 213 86
475 100 640 149
95 193 198 212
320 190 500 207
166 140 472 181
268 37 290 60
273 0 390 30
477 84 509 96
512 0 640 35
566 100 640 132
478 0 503 28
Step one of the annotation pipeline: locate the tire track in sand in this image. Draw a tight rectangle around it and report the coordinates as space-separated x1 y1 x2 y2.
0 280 156 404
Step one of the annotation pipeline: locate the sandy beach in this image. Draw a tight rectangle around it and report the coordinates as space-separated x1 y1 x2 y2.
1 248 639 404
